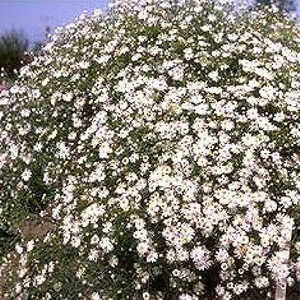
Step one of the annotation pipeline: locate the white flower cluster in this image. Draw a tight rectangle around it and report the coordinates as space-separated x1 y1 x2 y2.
0 0 299 299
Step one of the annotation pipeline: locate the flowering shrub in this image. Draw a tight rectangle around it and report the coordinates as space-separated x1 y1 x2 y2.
0 0 299 299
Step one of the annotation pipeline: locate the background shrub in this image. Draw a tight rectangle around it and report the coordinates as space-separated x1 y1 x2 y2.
0 30 30 81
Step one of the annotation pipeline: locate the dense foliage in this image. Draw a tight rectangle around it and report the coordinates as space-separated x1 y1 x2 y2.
0 0 299 299
0 30 30 81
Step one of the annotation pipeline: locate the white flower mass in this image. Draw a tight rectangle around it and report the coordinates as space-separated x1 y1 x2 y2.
0 0 299 299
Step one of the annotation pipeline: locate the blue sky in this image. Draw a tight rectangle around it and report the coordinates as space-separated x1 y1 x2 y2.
0 0 108 47
0 0 299 49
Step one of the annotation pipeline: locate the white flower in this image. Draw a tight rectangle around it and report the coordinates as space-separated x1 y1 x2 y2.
78 61 90 69
109 256 119 267
190 246 212 271
201 25 211 32
32 89 41 99
34 274 46 286
63 92 73 102
90 234 100 245
143 292 150 300
33 142 43 152
208 70 219 81
91 292 101 300
21 169 32 182
70 236 81 248
99 237 114 253
146 250 158 263
88 249 100 261
27 240 35 252
137 241 150 256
